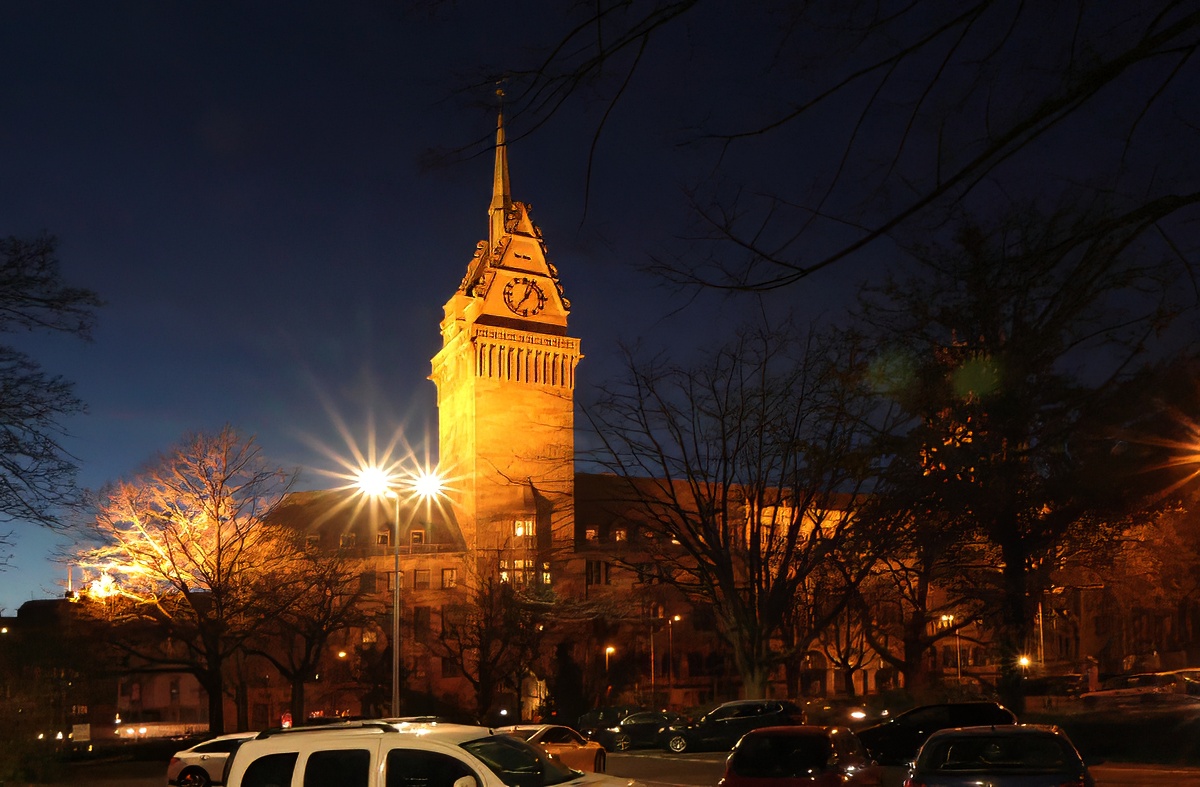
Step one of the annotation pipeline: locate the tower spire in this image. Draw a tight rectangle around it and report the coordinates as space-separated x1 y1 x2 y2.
489 89 511 249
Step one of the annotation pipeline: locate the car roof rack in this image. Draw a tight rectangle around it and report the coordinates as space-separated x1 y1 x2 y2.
255 721 396 739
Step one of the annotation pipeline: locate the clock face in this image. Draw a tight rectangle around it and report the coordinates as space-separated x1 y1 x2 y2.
503 276 547 317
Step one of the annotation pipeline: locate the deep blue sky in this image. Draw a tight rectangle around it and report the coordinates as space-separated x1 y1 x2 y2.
3 2 1195 612
0 2 814 611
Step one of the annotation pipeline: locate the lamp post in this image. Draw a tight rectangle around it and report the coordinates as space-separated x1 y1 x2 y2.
941 614 961 683
667 614 681 704
356 468 403 718
605 645 615 671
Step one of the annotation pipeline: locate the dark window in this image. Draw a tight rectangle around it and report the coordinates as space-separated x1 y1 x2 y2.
304 749 370 787
414 569 431 589
386 749 475 787
360 572 377 594
242 752 298 787
413 606 432 637
585 560 609 586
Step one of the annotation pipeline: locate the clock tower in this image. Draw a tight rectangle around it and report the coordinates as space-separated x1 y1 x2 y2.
430 111 582 582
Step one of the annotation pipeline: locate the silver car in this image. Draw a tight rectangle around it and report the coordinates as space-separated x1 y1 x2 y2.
167 732 258 787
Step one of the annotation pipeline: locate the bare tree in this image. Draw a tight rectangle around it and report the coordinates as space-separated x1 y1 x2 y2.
0 234 100 551
856 203 1196 711
75 426 300 733
584 323 894 697
244 547 369 726
451 2 1198 290
429 559 549 722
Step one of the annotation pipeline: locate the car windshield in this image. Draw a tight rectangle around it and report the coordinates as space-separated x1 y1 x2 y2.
461 734 579 787
920 735 1078 772
731 735 831 776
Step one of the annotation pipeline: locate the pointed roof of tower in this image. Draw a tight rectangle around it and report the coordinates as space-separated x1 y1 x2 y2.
489 96 511 249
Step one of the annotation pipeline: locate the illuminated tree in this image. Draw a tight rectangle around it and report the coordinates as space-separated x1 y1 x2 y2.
76 426 300 733
0 234 100 560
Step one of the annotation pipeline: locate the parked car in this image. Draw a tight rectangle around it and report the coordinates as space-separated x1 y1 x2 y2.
222 720 635 787
660 699 807 753
586 710 689 751
576 706 644 738
167 731 258 787
856 702 1017 766
903 724 1095 786
720 725 883 787
803 698 890 730
499 724 608 772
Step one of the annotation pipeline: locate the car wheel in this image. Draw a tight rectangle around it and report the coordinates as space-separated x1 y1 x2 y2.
178 768 212 787
595 751 606 772
667 734 689 753
612 733 632 751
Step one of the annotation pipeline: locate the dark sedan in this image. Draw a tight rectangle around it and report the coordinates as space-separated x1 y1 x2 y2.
661 699 806 753
855 701 1017 766
586 710 689 751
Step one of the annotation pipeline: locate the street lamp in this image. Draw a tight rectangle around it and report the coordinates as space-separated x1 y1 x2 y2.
667 614 681 703
356 467 403 718
605 645 615 671
941 614 961 682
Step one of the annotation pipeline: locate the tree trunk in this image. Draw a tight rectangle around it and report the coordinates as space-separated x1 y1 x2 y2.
291 677 307 727
997 533 1029 716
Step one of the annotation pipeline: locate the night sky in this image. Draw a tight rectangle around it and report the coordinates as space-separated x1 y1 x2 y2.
0 2 799 611
2 2 1195 612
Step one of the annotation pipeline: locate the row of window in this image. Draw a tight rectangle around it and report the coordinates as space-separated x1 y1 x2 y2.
360 568 458 593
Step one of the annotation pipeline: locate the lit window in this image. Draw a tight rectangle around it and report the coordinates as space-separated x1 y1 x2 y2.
411 529 425 546
442 568 457 588
614 528 627 542
585 528 598 541
514 518 536 538
377 531 391 546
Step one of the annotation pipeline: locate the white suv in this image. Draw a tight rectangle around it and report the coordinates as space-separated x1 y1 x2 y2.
222 720 637 787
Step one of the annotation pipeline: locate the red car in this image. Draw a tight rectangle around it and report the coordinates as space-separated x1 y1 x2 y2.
719 725 883 787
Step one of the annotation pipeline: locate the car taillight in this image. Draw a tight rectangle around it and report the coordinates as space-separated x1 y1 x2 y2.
902 779 924 787
169 757 180 766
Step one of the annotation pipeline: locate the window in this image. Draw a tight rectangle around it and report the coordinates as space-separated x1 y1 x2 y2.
613 528 627 542
413 606 431 637
388 570 402 591
585 560 610 586
359 572 377 594
585 528 598 541
385 748 474 787
362 629 378 644
514 518 536 538
441 657 463 678
305 534 321 550
411 529 426 546
414 569 431 589
377 530 392 546
304 749 370 787
340 533 357 548
442 568 457 588
242 752 298 787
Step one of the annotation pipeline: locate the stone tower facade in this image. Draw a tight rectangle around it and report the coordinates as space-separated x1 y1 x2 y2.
429 112 582 584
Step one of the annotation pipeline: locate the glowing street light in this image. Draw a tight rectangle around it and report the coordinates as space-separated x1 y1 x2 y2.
356 467 404 718
941 614 961 683
605 645 616 671
668 614 682 702
354 462 446 718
